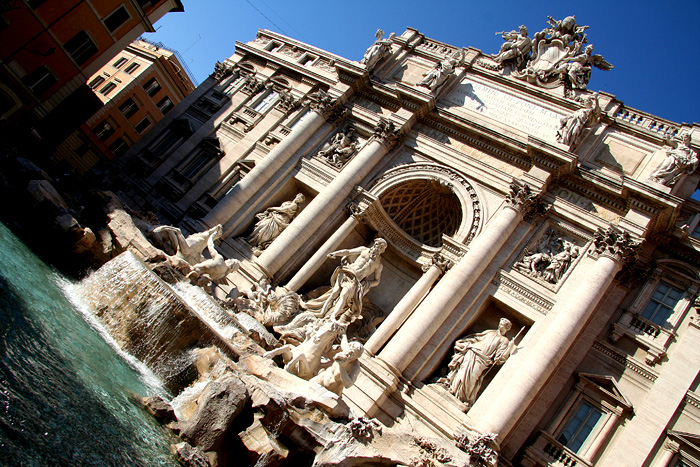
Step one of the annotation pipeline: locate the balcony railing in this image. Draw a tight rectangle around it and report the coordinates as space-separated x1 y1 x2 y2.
523 431 591 467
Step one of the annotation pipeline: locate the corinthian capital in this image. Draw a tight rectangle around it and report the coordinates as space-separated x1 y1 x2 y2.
372 117 402 149
504 180 541 217
212 61 236 81
592 226 639 265
307 89 345 122
422 253 453 274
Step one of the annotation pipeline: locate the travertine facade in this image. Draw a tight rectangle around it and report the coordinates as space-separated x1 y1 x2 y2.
119 18 700 466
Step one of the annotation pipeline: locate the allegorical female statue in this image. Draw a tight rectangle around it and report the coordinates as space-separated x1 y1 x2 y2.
247 193 305 255
441 318 517 408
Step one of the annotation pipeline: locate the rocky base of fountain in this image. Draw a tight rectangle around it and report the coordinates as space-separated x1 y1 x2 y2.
79 251 481 467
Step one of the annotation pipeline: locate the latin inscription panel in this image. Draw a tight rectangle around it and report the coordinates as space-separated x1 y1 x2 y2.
445 79 562 140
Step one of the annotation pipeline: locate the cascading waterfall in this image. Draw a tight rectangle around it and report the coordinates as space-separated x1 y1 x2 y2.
0 222 178 466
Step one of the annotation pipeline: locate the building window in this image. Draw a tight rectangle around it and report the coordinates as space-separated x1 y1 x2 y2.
94 120 115 141
299 55 316 67
134 116 152 133
118 98 139 118
640 281 684 326
104 6 130 33
265 41 282 52
88 76 105 89
157 96 174 115
100 82 117 96
108 137 130 157
23 65 57 95
143 78 161 97
557 400 603 453
252 91 279 113
63 30 98 66
27 0 48 8
135 0 154 10
113 57 128 69
124 62 140 74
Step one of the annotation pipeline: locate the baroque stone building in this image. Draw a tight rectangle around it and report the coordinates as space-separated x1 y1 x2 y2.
119 20 700 467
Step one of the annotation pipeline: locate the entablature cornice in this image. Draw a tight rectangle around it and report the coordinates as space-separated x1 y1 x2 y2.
236 41 339 88
527 136 578 180
622 177 683 234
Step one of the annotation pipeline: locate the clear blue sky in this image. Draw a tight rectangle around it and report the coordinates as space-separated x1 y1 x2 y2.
146 0 700 126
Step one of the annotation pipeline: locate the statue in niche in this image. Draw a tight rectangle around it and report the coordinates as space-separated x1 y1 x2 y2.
557 44 613 90
648 132 698 187
417 50 463 94
152 224 223 266
317 128 357 167
492 25 532 70
274 238 387 345
308 238 387 324
556 92 601 146
310 334 364 396
513 229 580 284
246 193 305 255
361 29 395 72
439 318 518 408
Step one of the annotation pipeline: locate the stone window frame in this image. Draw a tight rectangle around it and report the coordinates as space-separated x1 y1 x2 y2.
611 260 698 365
63 30 98 67
299 53 318 67
525 373 633 467
251 89 280 114
134 114 152 134
654 431 700 467
265 40 283 53
118 96 140 119
140 118 193 168
103 4 131 33
124 62 140 75
172 136 223 184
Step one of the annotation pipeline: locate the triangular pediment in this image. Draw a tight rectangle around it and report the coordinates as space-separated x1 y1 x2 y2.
669 430 700 453
578 373 633 410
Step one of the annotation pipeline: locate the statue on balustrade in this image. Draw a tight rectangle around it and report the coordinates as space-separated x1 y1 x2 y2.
648 132 698 187
556 92 601 146
246 193 305 255
417 50 463 94
440 318 518 408
317 128 357 167
492 25 532 70
361 29 395 72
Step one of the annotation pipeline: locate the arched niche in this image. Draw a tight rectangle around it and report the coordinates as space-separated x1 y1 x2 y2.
360 163 483 266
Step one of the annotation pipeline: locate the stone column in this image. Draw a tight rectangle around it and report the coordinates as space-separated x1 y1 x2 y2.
477 227 639 440
257 118 402 276
379 182 539 374
202 90 341 230
651 441 679 467
285 214 359 292
365 253 450 355
582 413 619 462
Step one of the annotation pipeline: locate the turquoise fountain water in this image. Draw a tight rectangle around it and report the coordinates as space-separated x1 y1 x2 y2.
0 221 178 466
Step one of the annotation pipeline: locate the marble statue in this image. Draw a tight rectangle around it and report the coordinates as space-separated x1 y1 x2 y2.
247 277 271 309
649 132 698 186
441 318 517 407
317 128 357 167
542 240 578 283
417 50 463 94
187 232 240 285
153 224 223 266
311 334 363 396
246 193 305 255
557 44 613 90
361 29 395 72
492 25 532 70
507 16 613 90
312 238 387 325
556 92 601 146
265 319 346 380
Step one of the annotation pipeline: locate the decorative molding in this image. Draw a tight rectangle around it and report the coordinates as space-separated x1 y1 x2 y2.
591 340 658 382
592 226 640 266
372 117 403 150
492 271 554 315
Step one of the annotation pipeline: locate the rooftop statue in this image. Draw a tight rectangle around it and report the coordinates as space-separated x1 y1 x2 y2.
556 92 601 146
246 193 305 255
499 15 613 90
361 29 395 72
418 50 464 95
648 132 699 187
492 25 532 70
